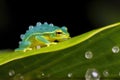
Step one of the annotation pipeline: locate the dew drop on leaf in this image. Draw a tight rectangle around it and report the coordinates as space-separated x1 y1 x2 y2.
41 73 45 76
67 73 72 78
36 72 45 79
112 46 120 53
103 70 109 77
85 51 93 59
8 70 15 76
85 68 100 80
119 72 120 76
13 73 24 80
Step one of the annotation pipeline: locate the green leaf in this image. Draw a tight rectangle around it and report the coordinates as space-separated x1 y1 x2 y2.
0 22 120 80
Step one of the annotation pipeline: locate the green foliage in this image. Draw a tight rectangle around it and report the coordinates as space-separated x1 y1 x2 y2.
0 22 120 80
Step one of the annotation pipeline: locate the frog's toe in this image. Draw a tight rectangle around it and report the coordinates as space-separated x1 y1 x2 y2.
46 43 50 47
22 48 32 52
15 48 32 52
15 48 25 52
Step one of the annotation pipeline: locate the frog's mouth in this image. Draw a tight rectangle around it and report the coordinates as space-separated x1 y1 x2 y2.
54 37 71 42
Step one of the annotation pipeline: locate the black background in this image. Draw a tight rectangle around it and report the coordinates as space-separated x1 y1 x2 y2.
0 0 120 50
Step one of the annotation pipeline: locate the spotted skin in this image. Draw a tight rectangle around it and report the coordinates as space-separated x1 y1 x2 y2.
15 22 71 52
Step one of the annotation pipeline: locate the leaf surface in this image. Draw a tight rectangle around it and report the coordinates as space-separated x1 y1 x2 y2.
0 23 120 80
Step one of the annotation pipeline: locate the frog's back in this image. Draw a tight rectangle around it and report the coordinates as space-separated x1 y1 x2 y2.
20 22 60 41
15 22 71 52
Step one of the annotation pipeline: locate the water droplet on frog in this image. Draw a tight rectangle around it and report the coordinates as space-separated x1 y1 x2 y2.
8 70 15 76
36 45 41 49
85 68 100 80
20 34 25 40
28 25 34 30
68 73 72 78
36 22 41 26
13 73 24 80
103 70 109 77
19 41 22 44
112 46 120 53
44 22 48 25
85 51 93 59
49 23 54 26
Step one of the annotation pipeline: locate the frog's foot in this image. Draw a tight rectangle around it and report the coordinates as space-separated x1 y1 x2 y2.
15 47 32 52
23 48 32 52
46 42 57 47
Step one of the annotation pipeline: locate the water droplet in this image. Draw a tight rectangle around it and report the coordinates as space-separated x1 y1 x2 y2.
68 73 72 78
44 22 48 25
103 70 109 77
112 46 120 53
119 72 120 76
41 73 45 76
36 45 41 49
49 23 54 26
8 70 15 76
13 73 24 80
85 51 93 59
36 72 45 79
36 22 41 26
20 34 25 40
85 68 100 80
28 25 34 30
19 41 22 44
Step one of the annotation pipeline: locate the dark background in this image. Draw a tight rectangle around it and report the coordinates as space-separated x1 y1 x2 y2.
0 0 120 50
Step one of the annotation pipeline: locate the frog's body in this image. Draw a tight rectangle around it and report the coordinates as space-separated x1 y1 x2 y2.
15 22 71 52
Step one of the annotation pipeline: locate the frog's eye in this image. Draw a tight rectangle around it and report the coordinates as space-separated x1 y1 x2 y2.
56 31 62 34
56 30 63 35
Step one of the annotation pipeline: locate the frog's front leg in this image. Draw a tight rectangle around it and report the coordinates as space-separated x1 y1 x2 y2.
15 41 32 52
35 36 57 47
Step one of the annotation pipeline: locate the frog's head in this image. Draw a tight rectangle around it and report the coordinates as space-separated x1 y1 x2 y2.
53 26 71 42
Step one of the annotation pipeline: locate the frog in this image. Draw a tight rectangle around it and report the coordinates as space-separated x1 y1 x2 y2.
15 22 71 52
